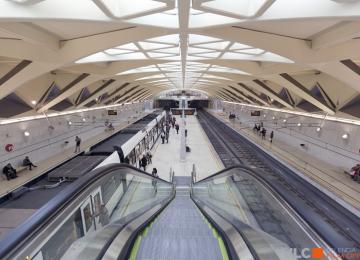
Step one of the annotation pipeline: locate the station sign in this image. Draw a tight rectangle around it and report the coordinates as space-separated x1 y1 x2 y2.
107 110 118 115
251 110 261 116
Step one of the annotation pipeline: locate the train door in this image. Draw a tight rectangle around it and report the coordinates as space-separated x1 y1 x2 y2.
80 197 95 235
80 187 103 235
91 187 103 229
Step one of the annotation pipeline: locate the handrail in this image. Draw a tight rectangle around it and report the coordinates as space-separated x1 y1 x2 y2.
191 163 196 183
0 164 173 259
191 165 341 260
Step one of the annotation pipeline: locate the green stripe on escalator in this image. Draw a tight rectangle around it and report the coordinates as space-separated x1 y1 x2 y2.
198 209 229 260
129 216 158 260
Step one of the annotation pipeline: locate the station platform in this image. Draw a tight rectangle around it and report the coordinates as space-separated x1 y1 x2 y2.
0 114 146 198
208 109 360 210
147 115 224 181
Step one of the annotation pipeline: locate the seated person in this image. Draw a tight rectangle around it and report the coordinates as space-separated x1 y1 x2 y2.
108 122 114 131
23 156 37 171
3 163 17 180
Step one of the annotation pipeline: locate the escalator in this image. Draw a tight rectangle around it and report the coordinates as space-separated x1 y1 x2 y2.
132 177 227 260
0 165 338 260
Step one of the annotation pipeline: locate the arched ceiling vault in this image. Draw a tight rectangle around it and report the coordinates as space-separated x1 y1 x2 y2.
1 0 360 119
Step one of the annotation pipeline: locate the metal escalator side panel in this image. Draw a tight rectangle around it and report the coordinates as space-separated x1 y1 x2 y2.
191 166 338 260
102 205 162 260
0 164 174 260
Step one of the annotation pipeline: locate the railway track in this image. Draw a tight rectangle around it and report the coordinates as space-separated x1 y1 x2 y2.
197 110 360 257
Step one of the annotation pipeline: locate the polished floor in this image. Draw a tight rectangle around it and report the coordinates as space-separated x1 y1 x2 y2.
148 115 224 181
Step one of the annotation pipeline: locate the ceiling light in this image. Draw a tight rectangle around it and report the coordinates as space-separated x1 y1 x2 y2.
263 114 266 118
316 127 321 132
68 121 72 125
31 100 37 105
297 123 302 127
342 133 349 140
92 0 175 20
222 101 360 126
272 116 275 120
82 118 86 122
192 0 276 20
0 101 138 125
8 0 45 4
24 131 30 137
283 119 287 122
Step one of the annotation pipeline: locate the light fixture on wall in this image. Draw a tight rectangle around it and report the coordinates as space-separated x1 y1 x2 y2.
263 114 266 118
297 123 302 127
342 133 349 140
283 119 287 123
68 121 72 125
316 127 321 132
24 131 30 137
272 116 275 120
31 100 37 105
82 118 86 122
8 0 45 4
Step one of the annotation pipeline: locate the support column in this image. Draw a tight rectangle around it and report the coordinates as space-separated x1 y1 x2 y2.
180 109 186 162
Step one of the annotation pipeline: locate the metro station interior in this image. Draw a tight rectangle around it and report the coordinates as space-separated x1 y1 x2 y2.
0 1 359 259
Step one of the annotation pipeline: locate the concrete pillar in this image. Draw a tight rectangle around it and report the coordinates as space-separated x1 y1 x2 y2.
180 109 186 162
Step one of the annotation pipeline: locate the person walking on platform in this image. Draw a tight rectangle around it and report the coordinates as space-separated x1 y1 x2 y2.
165 132 169 143
152 167 158 177
2 163 17 180
75 136 81 153
141 156 148 171
261 128 267 140
270 131 274 143
23 156 37 171
146 150 152 164
166 124 170 134
161 132 165 144
152 168 158 193
175 123 179 134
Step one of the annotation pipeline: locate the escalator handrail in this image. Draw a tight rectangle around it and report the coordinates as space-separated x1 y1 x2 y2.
191 165 338 259
0 163 173 259
194 164 255 184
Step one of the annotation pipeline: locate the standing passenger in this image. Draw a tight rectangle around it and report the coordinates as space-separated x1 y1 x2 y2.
146 151 152 164
270 131 274 143
261 128 267 140
75 136 81 153
253 124 257 132
152 168 158 193
141 156 148 171
175 123 179 134
161 133 165 144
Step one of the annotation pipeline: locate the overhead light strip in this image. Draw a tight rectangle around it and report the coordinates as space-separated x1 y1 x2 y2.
223 101 360 126
0 101 141 125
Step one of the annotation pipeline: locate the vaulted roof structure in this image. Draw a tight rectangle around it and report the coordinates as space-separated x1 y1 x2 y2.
1 0 360 119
